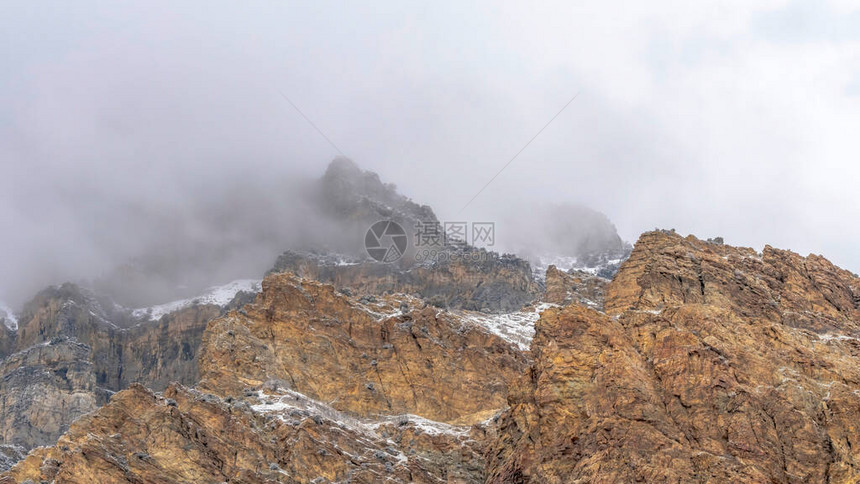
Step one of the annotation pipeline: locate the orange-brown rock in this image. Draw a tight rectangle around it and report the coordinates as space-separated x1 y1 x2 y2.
1 271 527 479
543 265 606 309
2 382 490 483
198 272 529 424
488 231 860 483
13 228 860 483
604 230 860 328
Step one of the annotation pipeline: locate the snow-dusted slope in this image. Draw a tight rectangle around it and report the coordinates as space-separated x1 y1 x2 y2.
456 303 557 351
530 254 627 280
252 389 471 440
131 279 260 321
0 302 17 330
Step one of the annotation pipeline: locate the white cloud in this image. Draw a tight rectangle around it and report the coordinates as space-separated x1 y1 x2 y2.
1 0 859 303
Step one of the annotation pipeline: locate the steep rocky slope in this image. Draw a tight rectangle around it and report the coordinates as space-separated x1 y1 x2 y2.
316 157 439 236
543 265 607 309
9 228 859 483
0 284 227 464
271 248 540 313
3 272 533 483
2 382 491 483
198 272 529 423
0 339 105 451
0 158 640 478
10 284 225 391
87 156 439 308
488 231 860 483
604 231 860 328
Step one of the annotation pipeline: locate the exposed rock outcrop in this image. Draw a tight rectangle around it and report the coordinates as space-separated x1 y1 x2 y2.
271 248 540 313
273 159 545 313
488 231 860 483
0 447 24 476
0 339 106 452
0 284 224 464
3 269 535 483
10 284 222 392
8 230 860 483
605 231 860 329
0 158 644 479
543 265 607 309
2 382 490 483
317 157 439 233
199 272 530 424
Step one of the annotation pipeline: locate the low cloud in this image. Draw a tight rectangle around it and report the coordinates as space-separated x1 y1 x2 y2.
1 1 859 305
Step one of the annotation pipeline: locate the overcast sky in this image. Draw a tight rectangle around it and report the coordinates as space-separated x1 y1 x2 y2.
1 1 859 303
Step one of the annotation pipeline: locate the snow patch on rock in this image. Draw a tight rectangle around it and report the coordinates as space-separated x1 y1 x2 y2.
531 255 627 280
457 303 558 350
131 279 261 321
817 333 859 343
252 389 470 439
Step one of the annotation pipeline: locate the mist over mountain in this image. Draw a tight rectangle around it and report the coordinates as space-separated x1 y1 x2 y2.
494 202 630 269
91 158 443 307
2 167 324 308
0 156 628 309
2 3 860 481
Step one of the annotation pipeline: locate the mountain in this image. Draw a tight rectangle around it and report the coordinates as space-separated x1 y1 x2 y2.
6 230 860 482
87 157 629 309
0 283 233 461
4 230 860 482
0 159 642 479
316 157 439 241
498 202 632 278
89 157 442 308
269 248 540 313
488 230 860 482
2 271 531 483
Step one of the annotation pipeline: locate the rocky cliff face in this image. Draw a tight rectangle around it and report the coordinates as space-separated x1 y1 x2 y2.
199 272 529 423
3 271 531 483
488 231 860 483
0 157 646 480
271 248 540 313
543 265 606 309
14 285 223 391
6 229 860 483
0 339 106 451
604 230 860 328
274 158 544 313
0 284 226 465
2 382 491 484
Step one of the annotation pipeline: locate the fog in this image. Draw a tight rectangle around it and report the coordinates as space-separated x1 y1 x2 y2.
2 1 859 307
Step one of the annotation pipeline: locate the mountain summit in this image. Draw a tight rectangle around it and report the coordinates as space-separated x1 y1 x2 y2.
5 230 860 482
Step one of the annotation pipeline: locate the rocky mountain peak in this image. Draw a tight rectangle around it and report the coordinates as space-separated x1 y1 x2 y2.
488 231 860 482
6 229 860 482
606 230 860 329
318 157 438 228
